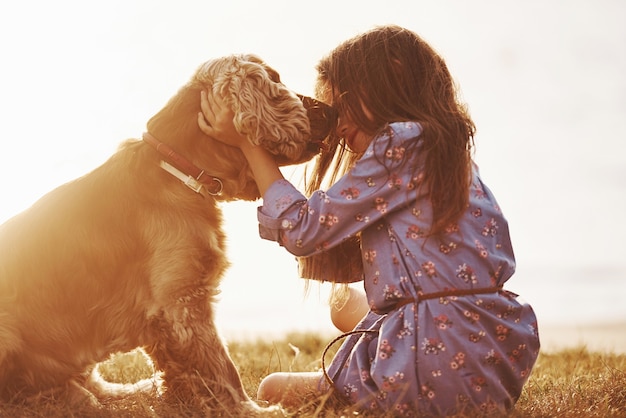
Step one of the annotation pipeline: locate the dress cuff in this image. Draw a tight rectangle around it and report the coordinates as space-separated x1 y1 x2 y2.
256 179 305 242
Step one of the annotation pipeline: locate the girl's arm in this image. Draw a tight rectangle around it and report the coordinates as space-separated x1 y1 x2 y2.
197 89 283 196
260 123 425 256
237 142 283 197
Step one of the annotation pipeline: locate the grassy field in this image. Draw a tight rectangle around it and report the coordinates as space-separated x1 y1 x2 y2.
1 332 625 417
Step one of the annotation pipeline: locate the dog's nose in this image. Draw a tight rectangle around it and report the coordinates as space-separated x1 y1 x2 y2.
297 94 338 142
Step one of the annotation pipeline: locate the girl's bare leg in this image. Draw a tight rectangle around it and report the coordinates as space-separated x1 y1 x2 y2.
257 371 326 407
330 286 369 333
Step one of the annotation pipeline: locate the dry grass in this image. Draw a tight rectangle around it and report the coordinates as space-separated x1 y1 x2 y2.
1 332 625 417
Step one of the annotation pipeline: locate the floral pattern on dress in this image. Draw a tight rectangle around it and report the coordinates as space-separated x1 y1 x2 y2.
257 122 540 416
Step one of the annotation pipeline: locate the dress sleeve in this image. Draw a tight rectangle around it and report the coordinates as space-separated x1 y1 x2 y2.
257 121 424 256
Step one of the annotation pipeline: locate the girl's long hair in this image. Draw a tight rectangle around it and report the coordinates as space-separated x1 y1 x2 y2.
309 24 475 235
299 25 475 286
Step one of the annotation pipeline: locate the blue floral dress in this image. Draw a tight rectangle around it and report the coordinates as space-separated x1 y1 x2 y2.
257 122 540 416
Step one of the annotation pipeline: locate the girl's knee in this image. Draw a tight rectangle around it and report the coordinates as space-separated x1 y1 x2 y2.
330 287 368 332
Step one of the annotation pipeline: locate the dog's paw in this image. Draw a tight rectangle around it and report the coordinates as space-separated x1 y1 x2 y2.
66 379 103 408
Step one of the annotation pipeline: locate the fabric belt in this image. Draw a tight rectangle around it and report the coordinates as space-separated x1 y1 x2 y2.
390 284 503 311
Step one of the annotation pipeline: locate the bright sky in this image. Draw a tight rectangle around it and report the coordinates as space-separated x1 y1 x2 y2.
1 0 624 336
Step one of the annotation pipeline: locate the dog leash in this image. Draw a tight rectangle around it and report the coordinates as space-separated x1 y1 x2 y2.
321 329 377 387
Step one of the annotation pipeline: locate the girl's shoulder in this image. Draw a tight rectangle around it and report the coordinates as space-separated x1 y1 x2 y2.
362 122 424 166
383 121 423 141
368 121 423 153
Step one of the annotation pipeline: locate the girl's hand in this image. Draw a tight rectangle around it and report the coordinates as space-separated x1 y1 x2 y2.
198 89 284 196
198 90 250 149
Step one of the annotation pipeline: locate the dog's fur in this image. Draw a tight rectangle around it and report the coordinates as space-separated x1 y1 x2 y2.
0 54 333 413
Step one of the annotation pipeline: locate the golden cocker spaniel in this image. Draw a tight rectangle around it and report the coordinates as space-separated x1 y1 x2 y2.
0 54 336 414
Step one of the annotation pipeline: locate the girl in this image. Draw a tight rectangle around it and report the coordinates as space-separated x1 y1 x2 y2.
198 25 540 416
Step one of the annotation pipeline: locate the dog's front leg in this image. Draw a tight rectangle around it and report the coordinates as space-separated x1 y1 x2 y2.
146 288 257 414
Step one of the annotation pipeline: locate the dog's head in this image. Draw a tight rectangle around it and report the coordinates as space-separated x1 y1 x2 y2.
197 55 336 165
146 54 336 201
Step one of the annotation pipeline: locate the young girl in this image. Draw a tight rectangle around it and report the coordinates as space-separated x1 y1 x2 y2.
198 25 540 416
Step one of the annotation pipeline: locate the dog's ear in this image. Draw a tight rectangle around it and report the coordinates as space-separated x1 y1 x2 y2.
226 60 310 161
227 63 280 144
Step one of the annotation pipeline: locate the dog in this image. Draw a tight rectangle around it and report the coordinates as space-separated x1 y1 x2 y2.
0 54 336 413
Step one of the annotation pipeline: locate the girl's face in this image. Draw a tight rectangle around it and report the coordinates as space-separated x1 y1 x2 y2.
336 100 375 154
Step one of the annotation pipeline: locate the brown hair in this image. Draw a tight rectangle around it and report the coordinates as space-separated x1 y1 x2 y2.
299 25 476 285
308 24 475 236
